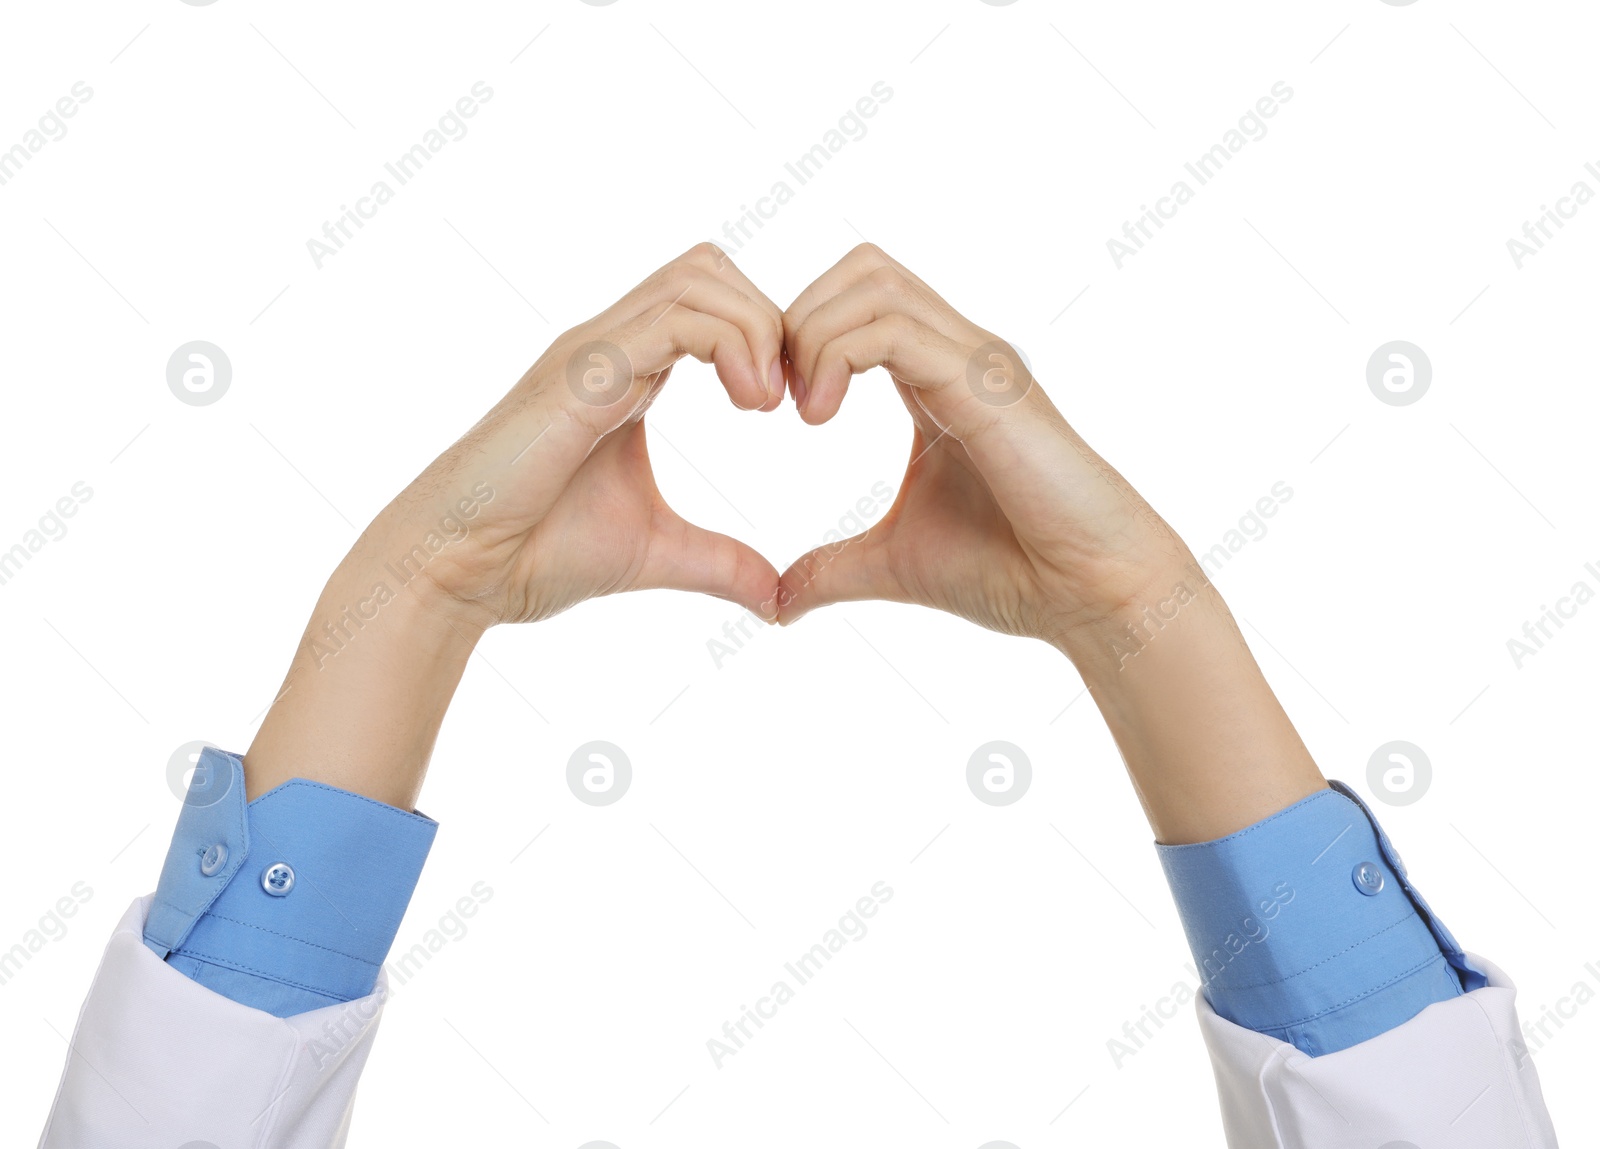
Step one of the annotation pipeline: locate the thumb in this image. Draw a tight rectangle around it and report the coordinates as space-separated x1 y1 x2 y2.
636 508 783 622
776 526 901 625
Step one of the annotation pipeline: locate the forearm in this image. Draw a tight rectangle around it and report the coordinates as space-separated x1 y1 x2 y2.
244 509 491 809
136 507 490 1019
1055 556 1325 846
1058 550 1485 1061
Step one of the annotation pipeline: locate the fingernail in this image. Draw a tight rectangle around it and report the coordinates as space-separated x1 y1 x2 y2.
793 372 809 411
765 359 782 404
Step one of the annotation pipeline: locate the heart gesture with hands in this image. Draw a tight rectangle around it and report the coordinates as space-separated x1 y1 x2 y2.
249 240 1323 848
358 241 1185 649
48 237 1557 1149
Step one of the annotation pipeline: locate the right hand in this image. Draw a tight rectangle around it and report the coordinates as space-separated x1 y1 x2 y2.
373 243 789 628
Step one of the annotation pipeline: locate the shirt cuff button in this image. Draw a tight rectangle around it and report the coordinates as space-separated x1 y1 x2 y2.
199 843 229 877
1353 861 1385 896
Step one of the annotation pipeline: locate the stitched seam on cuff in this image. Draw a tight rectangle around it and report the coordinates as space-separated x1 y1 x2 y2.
196 910 381 966
1246 952 1455 1031
1207 912 1421 991
251 779 438 827
151 893 214 923
1156 788 1345 851
173 946 363 1001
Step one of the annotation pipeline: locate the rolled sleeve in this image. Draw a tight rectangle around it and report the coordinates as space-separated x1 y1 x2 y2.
144 747 437 1018
1155 780 1486 1056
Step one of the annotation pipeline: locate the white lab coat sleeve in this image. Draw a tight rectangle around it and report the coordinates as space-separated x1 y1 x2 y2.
39 896 388 1149
1196 952 1560 1148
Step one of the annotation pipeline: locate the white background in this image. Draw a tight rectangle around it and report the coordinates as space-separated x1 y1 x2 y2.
2 1 1597 1145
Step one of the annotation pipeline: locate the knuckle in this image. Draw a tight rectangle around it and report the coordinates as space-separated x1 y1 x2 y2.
557 333 639 412
760 307 784 343
866 264 905 295
685 241 727 270
849 241 886 263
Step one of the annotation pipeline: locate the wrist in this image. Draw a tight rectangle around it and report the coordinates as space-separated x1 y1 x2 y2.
312 544 490 667
1042 554 1214 671
344 496 509 634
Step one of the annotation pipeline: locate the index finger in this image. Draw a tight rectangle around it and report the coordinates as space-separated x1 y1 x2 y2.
784 242 951 336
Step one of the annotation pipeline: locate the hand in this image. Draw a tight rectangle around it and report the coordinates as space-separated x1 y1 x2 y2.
777 244 1190 652
245 245 787 806
383 243 789 628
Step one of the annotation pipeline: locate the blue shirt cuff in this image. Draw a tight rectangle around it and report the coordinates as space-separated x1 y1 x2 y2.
1155 780 1486 1056
144 747 438 1017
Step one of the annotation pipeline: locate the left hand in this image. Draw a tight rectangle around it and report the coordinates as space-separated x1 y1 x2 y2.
776 244 1188 651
